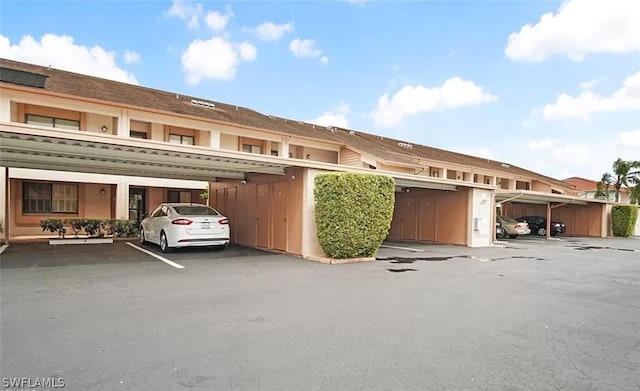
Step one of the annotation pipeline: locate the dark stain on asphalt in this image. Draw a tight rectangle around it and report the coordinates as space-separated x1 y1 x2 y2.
387 268 418 273
569 245 636 252
377 255 549 264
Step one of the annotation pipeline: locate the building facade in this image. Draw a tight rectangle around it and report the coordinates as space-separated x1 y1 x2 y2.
0 59 613 257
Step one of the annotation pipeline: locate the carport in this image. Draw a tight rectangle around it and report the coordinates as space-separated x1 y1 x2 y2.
0 125 288 243
495 190 609 239
386 178 494 247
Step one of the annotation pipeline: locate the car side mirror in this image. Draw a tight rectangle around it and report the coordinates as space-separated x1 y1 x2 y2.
142 213 149 219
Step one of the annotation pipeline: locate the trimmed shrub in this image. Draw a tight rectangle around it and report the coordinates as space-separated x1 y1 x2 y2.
314 172 395 259
611 205 638 237
40 218 66 238
39 218 139 238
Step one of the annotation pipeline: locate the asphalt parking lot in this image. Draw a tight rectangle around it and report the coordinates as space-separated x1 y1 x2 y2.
1 237 639 390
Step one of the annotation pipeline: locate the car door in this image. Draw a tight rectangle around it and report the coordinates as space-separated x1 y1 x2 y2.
148 206 166 243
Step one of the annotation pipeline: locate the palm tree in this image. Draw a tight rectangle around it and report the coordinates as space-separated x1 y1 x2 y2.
594 173 612 200
609 158 640 202
630 184 640 205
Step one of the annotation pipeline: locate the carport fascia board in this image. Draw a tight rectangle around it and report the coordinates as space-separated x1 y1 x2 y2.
494 190 605 206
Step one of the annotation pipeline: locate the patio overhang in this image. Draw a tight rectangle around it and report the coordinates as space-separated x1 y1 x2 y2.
0 124 288 181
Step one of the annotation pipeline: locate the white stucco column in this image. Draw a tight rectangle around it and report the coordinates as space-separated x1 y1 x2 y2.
0 167 7 242
280 137 290 158
0 97 11 121
115 179 129 220
468 188 493 247
209 130 221 149
302 168 325 258
117 109 130 138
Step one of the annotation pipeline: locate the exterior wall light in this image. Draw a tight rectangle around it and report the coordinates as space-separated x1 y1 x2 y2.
101 125 108 132
99 188 106 195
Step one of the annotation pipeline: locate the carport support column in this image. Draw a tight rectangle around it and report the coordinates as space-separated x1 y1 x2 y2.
115 180 129 220
2 167 8 243
546 202 551 240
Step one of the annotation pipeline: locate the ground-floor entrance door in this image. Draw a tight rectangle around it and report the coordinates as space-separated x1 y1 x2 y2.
129 187 146 223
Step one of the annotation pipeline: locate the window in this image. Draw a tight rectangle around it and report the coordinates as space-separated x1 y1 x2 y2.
25 114 80 130
23 182 77 213
242 144 262 154
270 150 278 156
130 130 148 139
168 190 192 203
169 134 194 145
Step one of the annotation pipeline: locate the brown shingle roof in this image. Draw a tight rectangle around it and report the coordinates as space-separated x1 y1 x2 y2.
0 58 574 191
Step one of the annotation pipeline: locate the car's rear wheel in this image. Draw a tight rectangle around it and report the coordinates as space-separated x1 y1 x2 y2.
160 231 171 253
139 227 147 244
537 227 546 236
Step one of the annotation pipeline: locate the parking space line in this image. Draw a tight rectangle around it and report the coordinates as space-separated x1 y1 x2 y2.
126 242 185 269
0 244 8 255
380 245 425 252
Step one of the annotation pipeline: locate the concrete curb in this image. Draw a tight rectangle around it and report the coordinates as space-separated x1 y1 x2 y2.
304 255 375 265
49 238 114 245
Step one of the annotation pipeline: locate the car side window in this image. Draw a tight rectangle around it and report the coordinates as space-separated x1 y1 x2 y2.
161 206 170 216
537 217 544 224
151 207 163 218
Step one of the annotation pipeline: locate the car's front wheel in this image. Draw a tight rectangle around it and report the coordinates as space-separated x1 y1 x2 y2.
537 227 546 236
139 227 147 244
160 231 171 253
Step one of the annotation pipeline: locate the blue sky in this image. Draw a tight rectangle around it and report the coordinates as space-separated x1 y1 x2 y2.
1 0 638 181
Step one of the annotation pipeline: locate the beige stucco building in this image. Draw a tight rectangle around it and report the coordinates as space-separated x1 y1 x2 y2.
0 59 614 257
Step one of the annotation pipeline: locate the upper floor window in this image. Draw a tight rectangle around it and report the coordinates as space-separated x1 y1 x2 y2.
169 134 194 145
25 114 80 130
23 182 78 214
243 144 262 154
130 130 148 139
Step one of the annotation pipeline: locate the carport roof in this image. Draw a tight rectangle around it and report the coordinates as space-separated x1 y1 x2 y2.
494 190 605 205
0 124 288 181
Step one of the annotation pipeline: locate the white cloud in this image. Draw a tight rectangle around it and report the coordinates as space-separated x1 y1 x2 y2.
579 79 599 91
181 37 256 84
617 129 640 148
289 38 328 63
529 139 555 149
246 22 293 41
505 0 640 62
0 33 138 84
542 69 640 121
123 50 140 65
237 41 257 61
514 134 640 180
309 102 350 128
205 6 233 32
167 0 204 29
369 77 498 128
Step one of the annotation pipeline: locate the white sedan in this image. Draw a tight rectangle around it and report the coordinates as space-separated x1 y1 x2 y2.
140 203 230 252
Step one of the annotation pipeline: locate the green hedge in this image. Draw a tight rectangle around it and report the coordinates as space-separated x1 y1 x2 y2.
314 172 395 259
611 205 638 237
40 218 140 239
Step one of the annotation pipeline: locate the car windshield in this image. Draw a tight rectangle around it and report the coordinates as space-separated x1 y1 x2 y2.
499 216 518 224
172 205 220 216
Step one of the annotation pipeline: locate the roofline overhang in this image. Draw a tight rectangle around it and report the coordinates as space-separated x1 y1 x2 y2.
0 83 345 148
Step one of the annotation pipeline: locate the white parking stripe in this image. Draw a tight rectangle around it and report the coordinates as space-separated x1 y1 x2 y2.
126 242 185 269
0 244 8 255
380 245 425 252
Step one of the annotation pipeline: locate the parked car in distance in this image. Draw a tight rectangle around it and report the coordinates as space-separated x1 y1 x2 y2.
140 203 230 253
516 216 565 237
496 215 531 238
